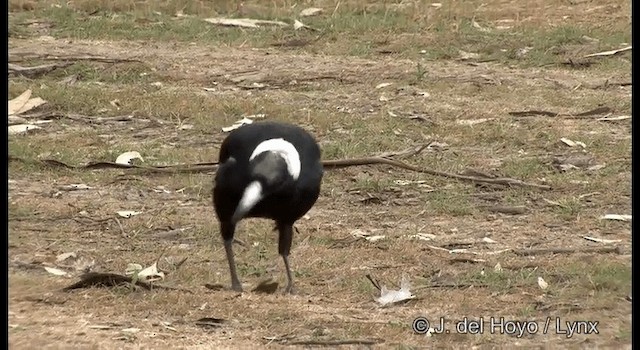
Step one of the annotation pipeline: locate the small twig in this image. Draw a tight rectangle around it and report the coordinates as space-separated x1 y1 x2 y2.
153 246 169 266
512 246 622 256
414 283 486 290
376 143 429 160
112 217 126 237
583 46 632 58
449 258 486 264
509 106 613 119
480 205 528 215
10 260 45 271
365 274 381 291
286 338 383 346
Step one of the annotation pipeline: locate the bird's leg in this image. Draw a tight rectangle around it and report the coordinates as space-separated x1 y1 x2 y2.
221 222 242 292
277 223 295 294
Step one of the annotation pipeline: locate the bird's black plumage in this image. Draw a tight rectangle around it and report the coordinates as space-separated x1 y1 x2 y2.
213 121 323 293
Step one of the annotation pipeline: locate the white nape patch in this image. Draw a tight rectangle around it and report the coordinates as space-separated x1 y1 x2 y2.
234 181 263 222
249 138 301 180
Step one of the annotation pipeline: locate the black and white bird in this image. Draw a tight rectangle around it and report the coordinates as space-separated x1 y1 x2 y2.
213 121 323 294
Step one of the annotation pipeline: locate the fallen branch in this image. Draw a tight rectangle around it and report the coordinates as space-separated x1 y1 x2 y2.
9 62 73 78
16 111 152 124
9 155 219 174
286 338 383 346
9 152 551 190
9 54 142 64
62 272 194 293
512 246 622 256
508 106 612 119
323 157 551 190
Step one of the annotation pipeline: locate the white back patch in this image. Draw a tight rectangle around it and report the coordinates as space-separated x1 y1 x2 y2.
250 138 301 180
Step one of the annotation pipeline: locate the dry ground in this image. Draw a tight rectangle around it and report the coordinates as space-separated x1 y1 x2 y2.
8 0 631 349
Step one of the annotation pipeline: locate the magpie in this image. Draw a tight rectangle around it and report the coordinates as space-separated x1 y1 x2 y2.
213 121 323 294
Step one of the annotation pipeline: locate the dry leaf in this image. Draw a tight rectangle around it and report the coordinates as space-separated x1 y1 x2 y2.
516 46 533 58
222 117 254 132
600 214 631 221
125 263 144 275
88 325 114 330
14 98 47 116
582 236 622 244
44 266 68 276
73 257 96 273
117 210 142 218
56 252 77 263
59 184 92 191
136 262 165 282
537 276 549 290
293 19 305 30
456 118 491 126
121 328 141 333
204 17 289 28
552 153 595 170
115 151 144 165
472 20 491 32
8 115 27 125
8 124 41 135
300 7 323 17
494 262 503 272
375 82 392 89
427 141 449 151
8 90 46 116
351 229 386 242
408 233 436 241
8 89 33 115
458 50 480 60
482 237 497 244
560 138 586 148
393 180 432 188
587 164 606 171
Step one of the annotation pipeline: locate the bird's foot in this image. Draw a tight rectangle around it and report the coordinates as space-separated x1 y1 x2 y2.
231 282 243 293
283 283 296 295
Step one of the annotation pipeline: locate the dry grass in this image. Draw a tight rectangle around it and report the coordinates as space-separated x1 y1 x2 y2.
8 0 631 348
